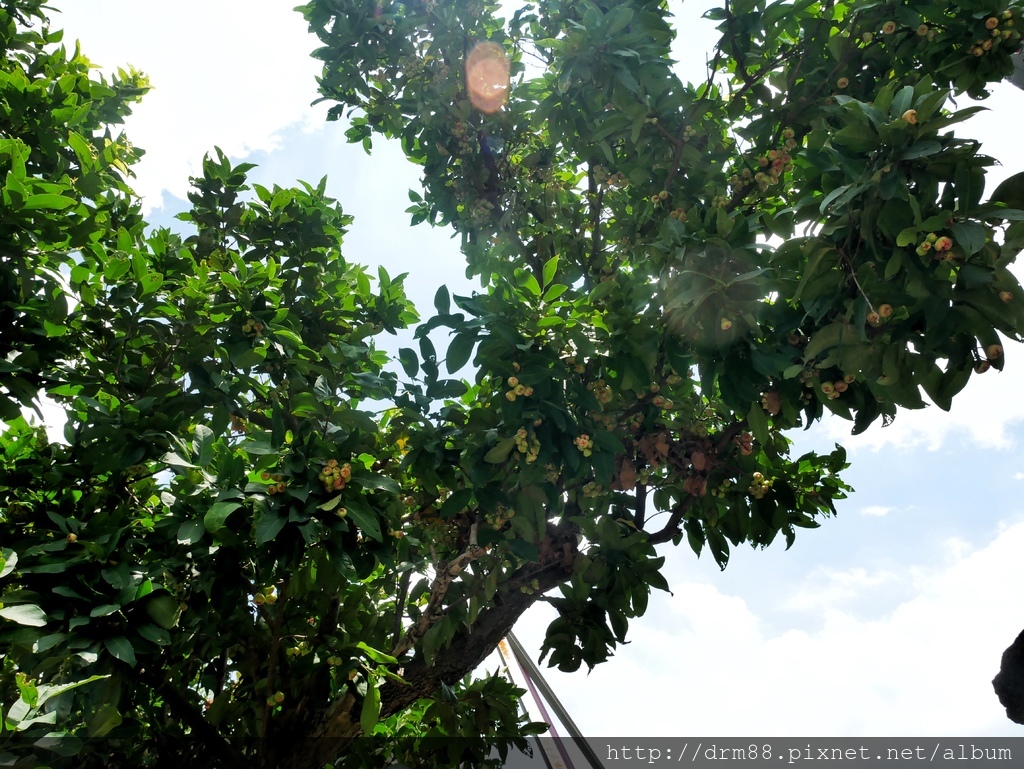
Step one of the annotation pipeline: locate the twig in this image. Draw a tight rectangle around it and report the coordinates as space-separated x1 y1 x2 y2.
389 545 489 658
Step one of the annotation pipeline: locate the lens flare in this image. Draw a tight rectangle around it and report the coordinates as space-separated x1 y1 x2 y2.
466 42 509 114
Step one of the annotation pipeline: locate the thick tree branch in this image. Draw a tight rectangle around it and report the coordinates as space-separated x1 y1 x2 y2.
390 544 489 658
275 528 580 769
139 668 246 769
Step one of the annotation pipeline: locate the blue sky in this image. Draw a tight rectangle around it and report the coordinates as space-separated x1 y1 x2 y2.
56 0 1024 738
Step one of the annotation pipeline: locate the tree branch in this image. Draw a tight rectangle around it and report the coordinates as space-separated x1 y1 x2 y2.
276 526 581 769
139 668 246 769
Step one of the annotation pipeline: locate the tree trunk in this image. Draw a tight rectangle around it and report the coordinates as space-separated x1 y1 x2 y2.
272 552 575 769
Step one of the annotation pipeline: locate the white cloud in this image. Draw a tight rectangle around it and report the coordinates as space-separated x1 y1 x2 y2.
511 519 1024 738
860 505 894 517
783 565 900 613
55 2 327 212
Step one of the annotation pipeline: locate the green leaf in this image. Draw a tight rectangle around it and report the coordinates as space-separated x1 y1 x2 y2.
176 520 205 545
345 500 384 542
446 333 476 374
542 255 559 288
355 474 401 493
804 323 848 360
515 268 542 297
746 401 770 446
23 193 76 210
87 703 122 738
0 548 17 579
989 171 1024 211
161 451 197 469
831 123 878 153
484 437 516 463
542 283 569 302
440 488 473 518
203 501 242 533
35 675 109 709
896 227 919 248
434 284 450 315
360 676 381 734
398 347 419 378
103 636 137 667
0 604 47 627
255 511 287 545
145 595 180 629
33 732 84 756
950 222 987 257
354 641 398 664
271 328 305 347
317 494 345 512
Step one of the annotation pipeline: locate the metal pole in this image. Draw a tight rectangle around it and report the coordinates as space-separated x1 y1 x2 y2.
498 638 563 769
506 633 605 769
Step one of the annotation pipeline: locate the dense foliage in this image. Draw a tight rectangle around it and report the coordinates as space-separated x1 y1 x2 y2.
3 0 1024 766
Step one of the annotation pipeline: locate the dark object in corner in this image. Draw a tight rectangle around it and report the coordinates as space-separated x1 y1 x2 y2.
994 628 1024 725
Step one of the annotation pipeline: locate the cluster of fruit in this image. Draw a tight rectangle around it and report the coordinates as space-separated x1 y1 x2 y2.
319 459 352 493
450 120 474 156
730 128 798 193
649 189 671 205
285 640 311 658
651 394 676 409
241 317 264 336
761 391 782 415
866 304 894 326
668 207 688 221
914 232 955 258
253 586 278 606
733 432 754 456
680 125 698 142
914 24 938 41
969 12 1018 56
266 691 285 707
519 578 542 595
515 428 541 463
261 471 288 495
976 344 1005 374
484 503 514 530
710 478 733 498
748 472 773 499
588 378 613 405
574 433 594 457
606 170 628 188
503 376 534 402
471 198 495 225
564 355 586 374
819 380 851 400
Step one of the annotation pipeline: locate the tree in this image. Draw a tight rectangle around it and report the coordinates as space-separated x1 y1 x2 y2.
3 0 1024 765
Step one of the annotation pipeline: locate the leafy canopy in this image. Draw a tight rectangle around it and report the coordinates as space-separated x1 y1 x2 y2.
3 0 1024 766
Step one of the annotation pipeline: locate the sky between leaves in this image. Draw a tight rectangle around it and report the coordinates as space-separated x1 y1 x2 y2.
52 0 1024 737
